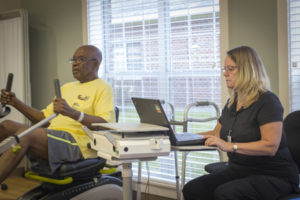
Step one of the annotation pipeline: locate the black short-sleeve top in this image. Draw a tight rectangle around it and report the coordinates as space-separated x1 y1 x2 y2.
219 91 299 185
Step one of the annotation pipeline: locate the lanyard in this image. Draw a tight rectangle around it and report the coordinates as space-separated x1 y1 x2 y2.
227 113 237 142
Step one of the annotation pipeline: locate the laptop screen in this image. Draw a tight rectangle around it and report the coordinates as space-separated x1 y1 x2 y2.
131 97 170 127
131 97 207 146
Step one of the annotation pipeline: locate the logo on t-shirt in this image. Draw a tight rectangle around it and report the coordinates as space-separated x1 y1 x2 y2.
78 95 89 101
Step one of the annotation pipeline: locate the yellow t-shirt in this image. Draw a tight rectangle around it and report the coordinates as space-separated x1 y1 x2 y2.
42 78 115 158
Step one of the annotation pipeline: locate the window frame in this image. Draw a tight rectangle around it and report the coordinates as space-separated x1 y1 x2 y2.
81 0 229 198
277 0 289 117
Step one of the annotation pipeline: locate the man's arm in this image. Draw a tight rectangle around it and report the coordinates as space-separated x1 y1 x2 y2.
52 97 106 130
74 111 106 130
1 90 45 124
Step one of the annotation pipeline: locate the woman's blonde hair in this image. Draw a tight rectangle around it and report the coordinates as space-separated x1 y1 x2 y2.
227 46 270 108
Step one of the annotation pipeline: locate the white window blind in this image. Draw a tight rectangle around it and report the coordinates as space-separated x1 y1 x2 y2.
86 0 221 184
0 10 31 125
288 0 300 111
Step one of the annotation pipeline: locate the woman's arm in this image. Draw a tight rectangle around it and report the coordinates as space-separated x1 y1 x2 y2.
229 121 282 156
204 121 282 156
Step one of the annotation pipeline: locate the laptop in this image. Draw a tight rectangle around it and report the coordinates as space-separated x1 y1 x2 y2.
131 97 206 146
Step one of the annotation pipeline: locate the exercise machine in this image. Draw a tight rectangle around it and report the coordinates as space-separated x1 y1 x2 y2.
0 78 123 200
0 73 14 191
0 73 13 118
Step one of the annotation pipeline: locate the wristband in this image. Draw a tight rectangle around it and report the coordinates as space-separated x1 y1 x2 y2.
233 143 238 152
77 111 84 122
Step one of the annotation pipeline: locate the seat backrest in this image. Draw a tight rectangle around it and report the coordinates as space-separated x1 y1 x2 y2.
284 110 300 173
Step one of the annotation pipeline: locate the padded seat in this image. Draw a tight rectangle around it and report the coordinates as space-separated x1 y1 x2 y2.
30 157 106 180
204 161 228 174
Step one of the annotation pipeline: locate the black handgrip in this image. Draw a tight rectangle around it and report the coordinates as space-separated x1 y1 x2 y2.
1 73 14 107
0 73 14 116
5 73 14 92
54 79 61 98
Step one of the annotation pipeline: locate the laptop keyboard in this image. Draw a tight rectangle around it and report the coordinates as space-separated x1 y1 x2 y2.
175 132 203 141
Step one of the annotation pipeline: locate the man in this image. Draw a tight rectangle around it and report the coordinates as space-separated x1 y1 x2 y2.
0 45 115 183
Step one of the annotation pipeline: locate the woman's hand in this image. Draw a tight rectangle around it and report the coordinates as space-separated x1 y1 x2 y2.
203 135 233 152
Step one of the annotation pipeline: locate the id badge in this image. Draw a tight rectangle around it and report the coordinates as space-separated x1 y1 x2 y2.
227 135 231 142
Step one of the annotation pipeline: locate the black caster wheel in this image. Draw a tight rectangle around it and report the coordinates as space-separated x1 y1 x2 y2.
1 183 8 190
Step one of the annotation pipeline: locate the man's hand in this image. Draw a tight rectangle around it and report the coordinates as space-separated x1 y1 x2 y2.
1 89 17 106
53 98 75 117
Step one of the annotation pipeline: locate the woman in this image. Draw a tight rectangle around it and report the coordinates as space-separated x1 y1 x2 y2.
183 46 299 200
